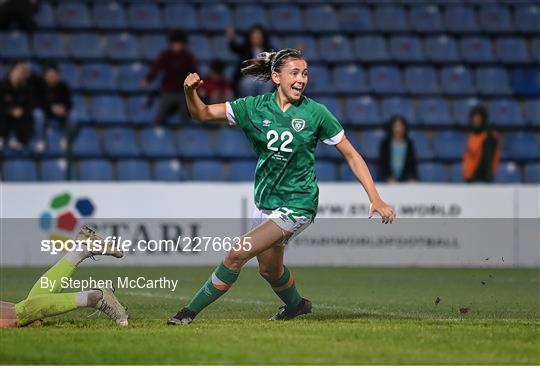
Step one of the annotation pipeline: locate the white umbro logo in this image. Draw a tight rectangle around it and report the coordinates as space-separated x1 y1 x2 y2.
262 119 272 127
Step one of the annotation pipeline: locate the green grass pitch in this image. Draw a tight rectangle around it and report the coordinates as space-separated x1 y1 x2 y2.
1 266 539 364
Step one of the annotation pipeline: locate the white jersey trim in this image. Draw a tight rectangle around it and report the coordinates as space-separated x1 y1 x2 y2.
225 102 237 126
322 129 345 145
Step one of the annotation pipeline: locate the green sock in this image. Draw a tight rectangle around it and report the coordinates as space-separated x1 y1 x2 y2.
269 266 302 308
15 293 78 327
27 258 76 298
186 263 240 314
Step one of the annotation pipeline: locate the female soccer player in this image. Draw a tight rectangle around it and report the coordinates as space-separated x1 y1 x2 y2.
168 49 395 325
0 226 128 328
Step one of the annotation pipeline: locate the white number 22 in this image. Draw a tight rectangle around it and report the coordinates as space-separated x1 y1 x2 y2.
266 130 293 153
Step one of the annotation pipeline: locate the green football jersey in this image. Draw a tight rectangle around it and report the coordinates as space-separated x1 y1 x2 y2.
226 92 344 219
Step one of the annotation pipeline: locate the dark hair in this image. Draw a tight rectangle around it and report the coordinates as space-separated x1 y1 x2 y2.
43 63 58 72
246 24 271 48
168 30 187 44
240 48 304 82
469 105 488 123
386 115 409 137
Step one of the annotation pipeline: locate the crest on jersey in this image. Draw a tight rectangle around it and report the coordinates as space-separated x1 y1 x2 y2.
291 118 306 132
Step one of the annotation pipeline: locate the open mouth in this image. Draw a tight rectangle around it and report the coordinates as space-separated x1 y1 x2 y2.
292 85 303 93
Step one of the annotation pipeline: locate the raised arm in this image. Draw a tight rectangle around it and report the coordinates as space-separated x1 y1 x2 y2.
183 73 227 122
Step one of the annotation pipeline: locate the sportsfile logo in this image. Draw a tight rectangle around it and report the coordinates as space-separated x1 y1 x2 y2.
39 192 96 241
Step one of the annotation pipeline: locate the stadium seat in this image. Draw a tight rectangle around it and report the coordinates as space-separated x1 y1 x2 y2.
409 131 434 160
451 97 480 126
368 66 404 94
409 5 444 33
58 62 79 90
215 129 254 159
433 131 466 160
315 97 346 124
337 5 373 32
381 97 415 124
475 67 512 96
164 4 199 31
374 5 409 32
106 33 140 60
210 36 237 62
32 33 66 59
304 5 338 32
389 36 425 62
341 162 378 182
140 35 167 60
192 161 226 181
34 3 55 28
2 160 38 181
42 130 66 157
229 161 257 181
503 133 540 160
444 6 479 33
319 36 354 63
56 2 91 29
188 35 213 62
404 67 440 95
524 100 540 127
153 160 183 181
234 5 267 31
118 63 148 92
440 66 476 95
283 36 319 62
345 97 381 126
478 5 514 33
532 38 540 63
524 163 540 183
450 163 464 183
91 95 126 124
495 38 530 63
69 33 104 59
72 127 102 157
103 128 140 157
418 163 447 182
70 95 91 124
495 162 522 183
93 2 126 30
417 98 453 127
140 127 177 158
126 96 156 125
78 159 113 181
510 68 540 96
0 31 31 58
269 5 304 32
359 130 385 160
117 160 151 181
199 4 232 32
489 99 524 127
460 37 495 63
306 65 331 94
40 159 67 181
425 35 460 63
80 63 116 92
353 36 390 63
514 5 540 34
332 65 368 94
127 3 161 30
177 128 215 158
316 162 338 182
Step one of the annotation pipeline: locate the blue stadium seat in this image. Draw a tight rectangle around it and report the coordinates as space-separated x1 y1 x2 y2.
337 5 373 32
510 67 540 96
126 96 156 125
118 63 148 92
417 98 453 127
153 160 183 181
524 100 540 127
440 66 476 95
127 3 161 30
42 130 66 157
316 162 338 182
140 127 177 158
359 130 385 160
164 4 198 31
304 5 338 32
80 63 116 91
374 5 409 32
389 36 425 62
192 161 226 181
106 33 139 60
451 97 480 126
69 33 104 59
409 131 434 160
478 5 514 33
72 127 102 157
495 37 530 63
32 33 66 59
234 5 267 32
319 36 354 63
56 2 91 29
409 5 443 33
444 6 479 33
345 97 381 126
140 35 167 60
2 160 38 181
381 97 415 124
433 131 466 160
91 95 126 124
283 36 319 62
188 35 212 62
460 37 495 63
269 5 304 32
524 163 540 183
58 62 79 89
40 159 67 181
93 2 126 30
475 67 512 96
533 38 540 63
215 129 254 159
425 35 460 63
418 163 447 182
199 4 231 32
117 160 150 181
306 65 330 94
103 128 140 157
70 95 90 124
369 66 404 94
404 67 440 95
177 128 215 158
78 160 113 181
495 162 522 183
489 99 524 127
0 31 30 58
332 65 368 94
353 36 390 62
514 5 540 34
34 3 55 28
315 97 346 124
450 163 464 183
504 132 540 160
341 162 378 182
210 36 237 62
229 161 256 181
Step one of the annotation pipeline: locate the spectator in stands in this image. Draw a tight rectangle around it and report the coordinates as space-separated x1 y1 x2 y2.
0 61 36 150
199 61 233 105
378 115 418 182
141 30 198 125
41 64 72 130
0 0 37 31
463 106 500 182
227 24 274 97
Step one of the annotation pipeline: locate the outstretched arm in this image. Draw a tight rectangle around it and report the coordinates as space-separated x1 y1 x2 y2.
336 137 396 224
183 73 227 123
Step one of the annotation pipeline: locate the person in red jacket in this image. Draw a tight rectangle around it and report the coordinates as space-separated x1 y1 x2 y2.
141 31 198 125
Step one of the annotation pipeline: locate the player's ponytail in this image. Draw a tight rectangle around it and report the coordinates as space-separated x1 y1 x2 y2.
241 48 304 82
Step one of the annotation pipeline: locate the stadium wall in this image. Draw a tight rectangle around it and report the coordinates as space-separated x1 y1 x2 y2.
1 183 539 267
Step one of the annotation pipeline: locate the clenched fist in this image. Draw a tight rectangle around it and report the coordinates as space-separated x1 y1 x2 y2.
184 73 204 91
